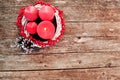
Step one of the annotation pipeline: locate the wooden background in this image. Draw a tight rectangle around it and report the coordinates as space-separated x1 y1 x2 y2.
0 0 120 80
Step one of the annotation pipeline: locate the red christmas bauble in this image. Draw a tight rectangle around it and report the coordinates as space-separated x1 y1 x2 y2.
24 6 38 21
26 22 37 34
39 5 55 21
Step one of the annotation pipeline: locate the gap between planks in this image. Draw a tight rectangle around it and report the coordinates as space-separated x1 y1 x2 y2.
0 66 119 72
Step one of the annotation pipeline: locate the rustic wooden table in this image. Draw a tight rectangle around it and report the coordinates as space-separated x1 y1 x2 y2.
0 0 120 80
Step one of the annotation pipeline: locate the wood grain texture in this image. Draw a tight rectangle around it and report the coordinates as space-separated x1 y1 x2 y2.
0 68 120 80
0 22 120 54
0 22 120 38
1 6 120 22
0 52 120 71
0 0 120 80
0 36 120 54
1 0 120 8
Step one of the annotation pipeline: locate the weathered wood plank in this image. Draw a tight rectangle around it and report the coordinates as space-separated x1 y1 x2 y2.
0 22 120 54
0 67 120 80
0 22 120 38
1 0 120 8
0 0 36 7
0 52 120 71
1 5 120 22
0 36 120 54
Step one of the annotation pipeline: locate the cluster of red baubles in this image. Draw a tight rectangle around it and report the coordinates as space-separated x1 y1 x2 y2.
24 5 55 40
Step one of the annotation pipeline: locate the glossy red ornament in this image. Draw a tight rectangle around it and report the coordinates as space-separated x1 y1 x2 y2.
37 21 55 39
39 5 55 21
24 6 38 21
26 22 37 34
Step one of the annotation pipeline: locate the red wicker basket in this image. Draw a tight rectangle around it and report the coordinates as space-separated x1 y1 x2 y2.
16 0 65 53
